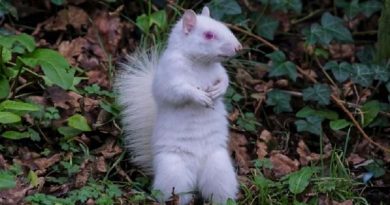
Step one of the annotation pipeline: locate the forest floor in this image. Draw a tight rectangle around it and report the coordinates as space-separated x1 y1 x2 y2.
0 0 389 205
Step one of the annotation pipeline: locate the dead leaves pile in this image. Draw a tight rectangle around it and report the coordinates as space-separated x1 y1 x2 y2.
0 1 137 203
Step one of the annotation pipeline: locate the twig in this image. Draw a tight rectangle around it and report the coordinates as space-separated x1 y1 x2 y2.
291 9 324 25
296 65 390 153
225 23 279 51
314 57 338 88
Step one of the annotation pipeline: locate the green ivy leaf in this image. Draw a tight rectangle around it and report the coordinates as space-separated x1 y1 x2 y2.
255 16 279 40
302 84 331 105
266 50 286 63
0 100 39 111
288 167 317 194
270 61 297 81
324 61 352 83
360 0 382 17
68 114 91 132
207 0 242 20
296 106 338 120
260 0 302 13
364 160 385 178
321 12 353 42
361 100 380 127
236 112 259 133
295 116 323 135
330 119 352 131
51 0 65 6
372 64 389 82
343 0 361 18
0 112 21 124
351 63 374 87
266 89 292 113
0 171 16 190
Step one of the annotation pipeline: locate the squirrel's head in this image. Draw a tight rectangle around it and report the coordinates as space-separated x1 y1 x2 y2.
169 6 242 63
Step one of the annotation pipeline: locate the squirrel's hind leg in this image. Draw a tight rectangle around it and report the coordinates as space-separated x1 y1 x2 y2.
152 152 196 205
198 148 238 204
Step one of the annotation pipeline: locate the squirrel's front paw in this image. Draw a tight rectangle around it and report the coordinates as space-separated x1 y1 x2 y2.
206 82 226 100
194 88 214 108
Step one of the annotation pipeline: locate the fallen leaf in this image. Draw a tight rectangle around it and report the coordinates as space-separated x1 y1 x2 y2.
347 153 365 165
75 159 90 188
93 137 123 159
229 132 251 174
86 70 110 88
33 153 62 170
259 130 273 143
256 141 268 159
297 140 332 166
43 6 88 31
0 179 32 205
95 156 107 173
86 10 122 55
58 37 89 65
269 152 299 178
46 87 77 109
328 44 355 60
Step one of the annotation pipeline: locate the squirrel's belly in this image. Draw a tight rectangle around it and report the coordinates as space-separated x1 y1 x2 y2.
152 101 229 155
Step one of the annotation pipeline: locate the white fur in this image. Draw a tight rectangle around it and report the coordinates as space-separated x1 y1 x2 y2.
116 7 241 204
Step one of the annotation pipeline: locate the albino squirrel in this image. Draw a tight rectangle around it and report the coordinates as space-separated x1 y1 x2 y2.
116 6 242 204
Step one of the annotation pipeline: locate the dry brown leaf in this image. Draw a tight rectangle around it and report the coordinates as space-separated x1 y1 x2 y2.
58 37 89 65
270 152 299 178
0 179 32 205
256 141 268 160
82 97 100 112
0 154 9 169
95 156 107 173
333 200 353 205
236 68 261 86
75 160 91 188
259 130 273 143
86 11 122 55
33 153 62 170
86 70 110 88
229 132 251 174
93 137 123 159
328 44 355 59
297 140 332 166
347 153 365 165
43 6 88 31
46 87 78 109
228 108 240 122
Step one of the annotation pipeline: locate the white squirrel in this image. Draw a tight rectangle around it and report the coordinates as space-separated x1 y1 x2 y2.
116 6 242 205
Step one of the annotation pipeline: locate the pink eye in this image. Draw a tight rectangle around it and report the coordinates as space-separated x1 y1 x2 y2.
203 31 215 40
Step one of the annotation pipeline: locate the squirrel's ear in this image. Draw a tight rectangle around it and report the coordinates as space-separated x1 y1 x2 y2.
201 6 210 17
183 10 197 35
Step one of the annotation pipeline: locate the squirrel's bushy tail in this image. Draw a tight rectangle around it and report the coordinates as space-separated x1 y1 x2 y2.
115 48 158 173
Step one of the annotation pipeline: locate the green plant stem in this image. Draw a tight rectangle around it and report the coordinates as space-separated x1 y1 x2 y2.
291 9 323 25
0 46 3 72
9 59 23 98
376 0 390 62
342 126 352 162
320 128 324 176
